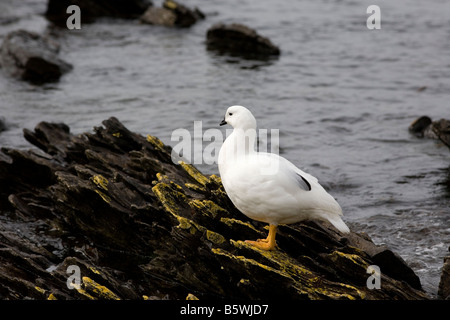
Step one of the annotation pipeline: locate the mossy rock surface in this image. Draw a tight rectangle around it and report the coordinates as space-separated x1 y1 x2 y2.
0 117 428 299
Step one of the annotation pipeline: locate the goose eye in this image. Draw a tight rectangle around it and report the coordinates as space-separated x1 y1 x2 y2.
228 112 233 116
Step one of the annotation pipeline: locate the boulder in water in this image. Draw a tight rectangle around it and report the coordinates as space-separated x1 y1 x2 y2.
140 0 205 28
206 23 281 59
409 116 450 148
0 30 72 84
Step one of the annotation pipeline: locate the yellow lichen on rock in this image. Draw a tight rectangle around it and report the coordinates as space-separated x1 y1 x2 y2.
185 182 206 193
146 134 165 150
214 242 366 300
82 277 121 300
152 181 212 236
212 247 289 277
91 174 109 191
208 174 222 184
329 250 369 269
220 217 262 235
74 285 96 300
178 161 209 186
156 172 167 182
189 199 228 218
175 215 199 234
94 189 111 203
248 243 314 278
47 293 57 300
152 181 228 243
186 293 199 300
89 267 101 275
206 230 226 245
335 283 366 300
155 173 184 192
152 182 187 216
165 0 177 9
91 174 111 203
312 281 367 300
34 286 46 295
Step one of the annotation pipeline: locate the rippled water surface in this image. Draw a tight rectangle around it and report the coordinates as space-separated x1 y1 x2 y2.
1 0 449 296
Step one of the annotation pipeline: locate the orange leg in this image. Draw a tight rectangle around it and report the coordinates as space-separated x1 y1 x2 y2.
245 224 277 250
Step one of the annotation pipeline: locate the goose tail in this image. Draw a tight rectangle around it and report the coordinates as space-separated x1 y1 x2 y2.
326 215 350 233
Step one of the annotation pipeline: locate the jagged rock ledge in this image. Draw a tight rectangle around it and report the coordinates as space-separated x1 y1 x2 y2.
0 117 428 300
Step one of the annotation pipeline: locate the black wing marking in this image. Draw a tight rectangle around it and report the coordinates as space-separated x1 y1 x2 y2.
295 172 311 191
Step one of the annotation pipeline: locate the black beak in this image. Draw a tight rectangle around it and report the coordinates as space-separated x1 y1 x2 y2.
220 119 227 126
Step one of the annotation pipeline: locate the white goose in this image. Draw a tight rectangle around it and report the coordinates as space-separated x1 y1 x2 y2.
218 105 349 250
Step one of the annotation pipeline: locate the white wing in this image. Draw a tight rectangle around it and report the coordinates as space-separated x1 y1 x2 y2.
220 151 349 232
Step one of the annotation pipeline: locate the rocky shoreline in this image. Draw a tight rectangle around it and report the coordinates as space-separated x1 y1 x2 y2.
0 1 448 301
0 118 433 299
0 0 280 84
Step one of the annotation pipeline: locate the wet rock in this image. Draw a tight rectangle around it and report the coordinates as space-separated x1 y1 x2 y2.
439 253 450 299
0 30 72 84
0 117 429 300
140 7 176 26
45 0 152 26
371 248 422 290
410 116 450 148
432 119 450 149
206 23 281 59
409 116 434 138
140 0 204 28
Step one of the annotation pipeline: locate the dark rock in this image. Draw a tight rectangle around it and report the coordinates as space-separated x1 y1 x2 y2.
410 116 450 149
140 7 176 26
439 254 450 299
46 0 152 26
140 0 204 28
0 30 72 84
409 116 433 138
0 117 429 300
206 23 281 59
371 248 422 290
432 119 450 149
340 231 422 290
163 0 204 27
